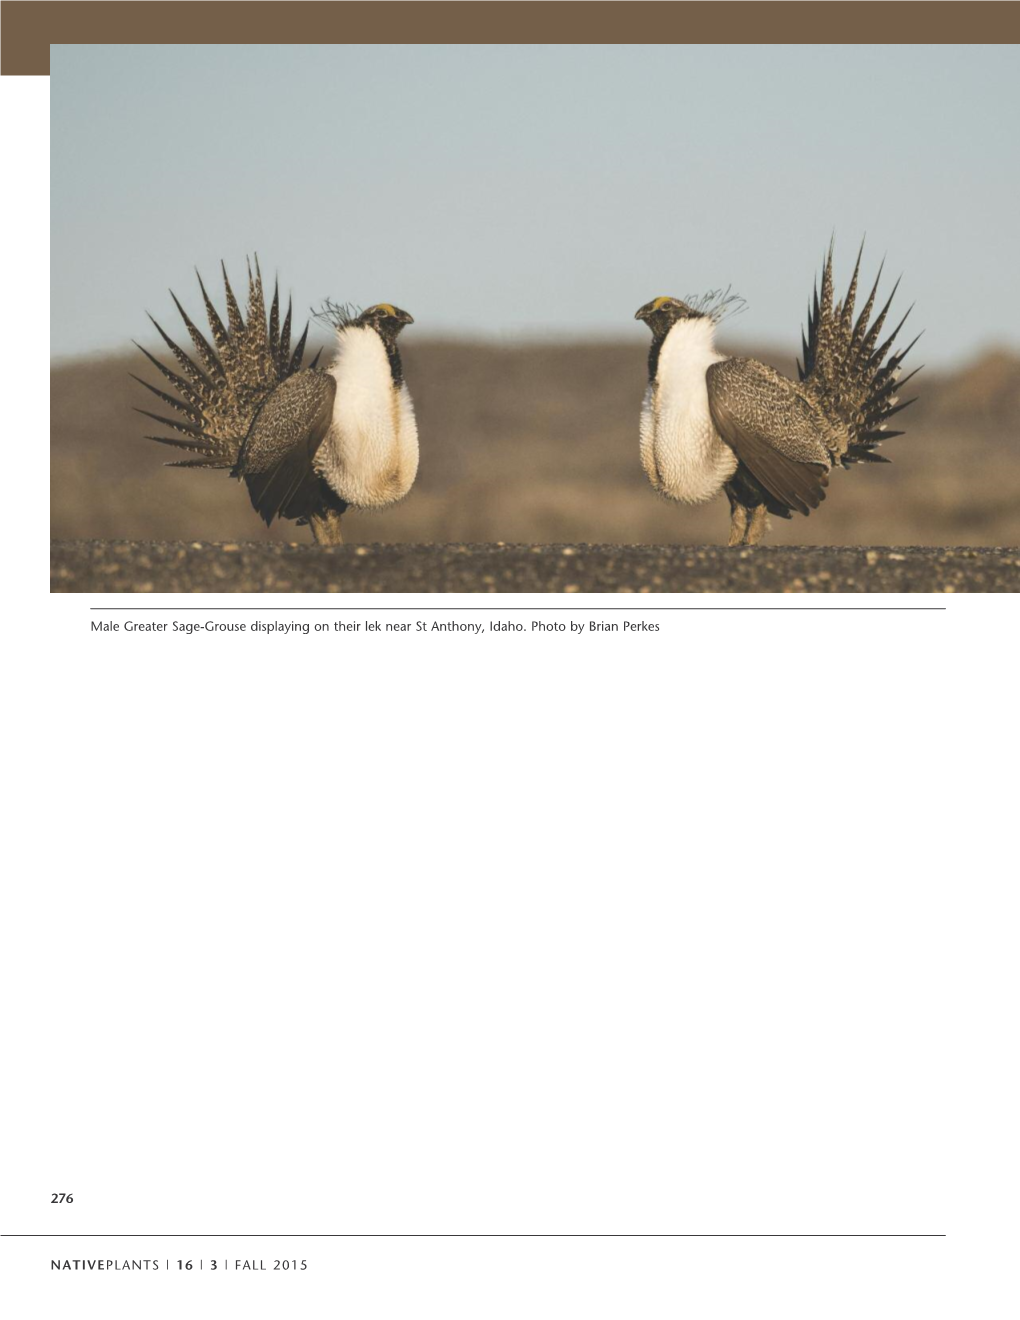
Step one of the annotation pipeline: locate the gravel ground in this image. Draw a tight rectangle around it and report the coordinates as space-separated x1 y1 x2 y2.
50 541 1020 594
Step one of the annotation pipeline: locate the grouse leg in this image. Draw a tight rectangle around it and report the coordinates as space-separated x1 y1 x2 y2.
308 509 345 546
726 490 749 547
743 504 770 545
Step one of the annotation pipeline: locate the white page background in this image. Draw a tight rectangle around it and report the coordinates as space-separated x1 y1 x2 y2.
3 72 1017 1320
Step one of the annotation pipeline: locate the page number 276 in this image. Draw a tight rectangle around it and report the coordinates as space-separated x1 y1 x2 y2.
51 1193 74 1203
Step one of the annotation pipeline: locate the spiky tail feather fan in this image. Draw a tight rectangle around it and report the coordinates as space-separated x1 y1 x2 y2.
798 240 922 467
133 258 321 469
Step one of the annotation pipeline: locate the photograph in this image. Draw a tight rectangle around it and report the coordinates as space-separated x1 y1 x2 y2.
49 42 1019 593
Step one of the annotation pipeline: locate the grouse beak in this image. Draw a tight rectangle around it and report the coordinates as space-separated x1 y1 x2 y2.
634 302 653 323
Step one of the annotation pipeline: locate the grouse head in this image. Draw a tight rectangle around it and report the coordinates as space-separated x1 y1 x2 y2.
359 304 415 339
634 296 704 336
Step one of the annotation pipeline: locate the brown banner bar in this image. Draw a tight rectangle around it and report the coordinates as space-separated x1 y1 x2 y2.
3 0 1019 77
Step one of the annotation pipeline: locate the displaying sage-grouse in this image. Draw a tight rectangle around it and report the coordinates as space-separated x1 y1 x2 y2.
634 242 921 545
134 260 417 544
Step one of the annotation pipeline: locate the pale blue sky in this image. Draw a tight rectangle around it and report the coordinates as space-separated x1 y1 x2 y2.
51 44 1019 364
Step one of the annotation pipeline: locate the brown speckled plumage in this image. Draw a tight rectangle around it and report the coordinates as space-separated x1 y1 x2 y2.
799 241 922 466
706 357 833 517
232 370 337 526
133 257 318 470
709 241 921 496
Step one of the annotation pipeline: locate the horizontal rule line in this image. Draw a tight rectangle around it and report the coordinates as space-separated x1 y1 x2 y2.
4 1233 947 1238
86 607 946 613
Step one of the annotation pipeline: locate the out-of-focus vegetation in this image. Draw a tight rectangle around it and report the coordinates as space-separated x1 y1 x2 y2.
51 339 1020 547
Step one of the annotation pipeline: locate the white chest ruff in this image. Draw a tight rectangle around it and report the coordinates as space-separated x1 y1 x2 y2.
639 320 737 505
316 326 419 509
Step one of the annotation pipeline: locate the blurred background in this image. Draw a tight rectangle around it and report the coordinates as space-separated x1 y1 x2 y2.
51 44 1020 546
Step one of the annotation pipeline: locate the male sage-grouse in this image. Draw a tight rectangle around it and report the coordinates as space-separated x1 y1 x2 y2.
134 259 418 544
634 242 921 545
